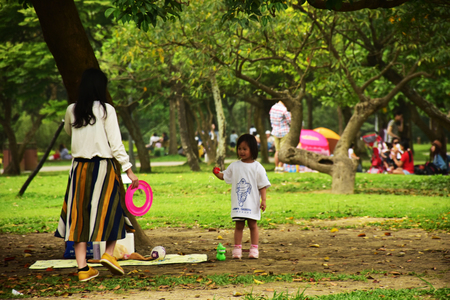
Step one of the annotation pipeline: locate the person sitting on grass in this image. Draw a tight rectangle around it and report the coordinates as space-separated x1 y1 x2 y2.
392 140 414 175
430 140 448 175
59 144 72 160
213 134 271 259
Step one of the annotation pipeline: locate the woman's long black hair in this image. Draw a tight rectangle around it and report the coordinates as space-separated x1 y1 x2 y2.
72 68 108 128
430 140 446 160
400 140 412 162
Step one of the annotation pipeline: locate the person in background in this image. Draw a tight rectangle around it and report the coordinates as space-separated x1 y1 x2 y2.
348 143 362 172
392 137 402 160
59 144 72 160
392 140 414 175
55 68 139 282
430 140 448 174
230 130 238 149
266 130 275 153
161 132 169 155
146 133 160 151
49 149 61 160
386 111 403 143
252 131 260 150
269 101 291 172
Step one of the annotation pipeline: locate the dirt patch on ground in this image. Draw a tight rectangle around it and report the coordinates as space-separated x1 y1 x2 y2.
2 217 449 299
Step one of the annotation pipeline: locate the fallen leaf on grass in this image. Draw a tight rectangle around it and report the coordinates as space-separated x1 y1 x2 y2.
330 228 339 233
330 282 337 286
358 233 366 237
233 291 243 296
384 232 391 236
217 235 223 240
389 271 401 275
113 285 121 290
309 244 320 248
253 279 264 284
253 270 265 274
265 288 274 292
431 236 441 239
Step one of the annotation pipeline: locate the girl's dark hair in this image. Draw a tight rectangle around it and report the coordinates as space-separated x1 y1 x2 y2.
430 140 446 159
72 68 108 128
400 140 412 162
236 134 258 160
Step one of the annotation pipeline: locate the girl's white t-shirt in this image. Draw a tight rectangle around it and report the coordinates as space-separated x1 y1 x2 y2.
223 160 271 220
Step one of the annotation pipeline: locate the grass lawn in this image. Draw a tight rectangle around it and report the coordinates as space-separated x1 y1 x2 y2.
1 165 448 234
0 165 449 299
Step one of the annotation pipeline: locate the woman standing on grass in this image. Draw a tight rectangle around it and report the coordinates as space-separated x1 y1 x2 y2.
213 134 271 259
55 68 139 281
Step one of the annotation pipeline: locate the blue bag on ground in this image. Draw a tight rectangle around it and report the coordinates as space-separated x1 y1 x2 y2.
64 241 94 259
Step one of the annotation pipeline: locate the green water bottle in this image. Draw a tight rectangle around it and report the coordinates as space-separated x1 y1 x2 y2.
216 243 226 261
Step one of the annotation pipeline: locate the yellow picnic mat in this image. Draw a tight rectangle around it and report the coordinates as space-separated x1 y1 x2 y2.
29 254 208 270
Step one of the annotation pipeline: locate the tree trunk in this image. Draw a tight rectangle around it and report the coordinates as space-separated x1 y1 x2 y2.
337 106 344 135
32 0 152 248
177 94 201 171
116 103 151 173
209 71 227 170
254 105 269 164
19 121 65 196
193 101 216 164
407 102 438 142
305 94 313 129
1 120 21 175
168 97 178 155
223 97 239 134
247 103 253 132
185 102 200 161
330 156 357 194
2 107 46 175
32 0 99 103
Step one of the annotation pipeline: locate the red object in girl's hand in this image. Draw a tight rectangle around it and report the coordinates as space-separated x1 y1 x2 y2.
213 167 220 174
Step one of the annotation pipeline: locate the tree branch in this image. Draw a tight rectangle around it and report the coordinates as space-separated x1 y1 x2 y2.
306 0 410 11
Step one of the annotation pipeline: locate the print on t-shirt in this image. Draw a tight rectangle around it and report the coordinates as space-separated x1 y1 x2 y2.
236 178 252 207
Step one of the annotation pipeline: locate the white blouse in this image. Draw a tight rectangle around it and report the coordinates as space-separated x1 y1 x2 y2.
64 101 132 172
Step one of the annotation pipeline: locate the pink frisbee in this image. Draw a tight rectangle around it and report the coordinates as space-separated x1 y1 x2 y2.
125 180 153 216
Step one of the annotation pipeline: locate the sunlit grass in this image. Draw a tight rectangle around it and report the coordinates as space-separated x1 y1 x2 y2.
0 167 448 234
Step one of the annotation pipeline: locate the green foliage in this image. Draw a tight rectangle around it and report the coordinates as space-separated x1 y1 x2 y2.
106 0 183 30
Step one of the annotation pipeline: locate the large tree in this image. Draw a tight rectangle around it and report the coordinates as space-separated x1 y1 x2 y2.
29 0 153 250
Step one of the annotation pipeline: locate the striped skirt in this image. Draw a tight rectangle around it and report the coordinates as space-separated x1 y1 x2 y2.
55 157 134 242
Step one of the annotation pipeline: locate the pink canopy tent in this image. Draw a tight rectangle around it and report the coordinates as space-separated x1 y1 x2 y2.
283 129 330 172
299 129 330 156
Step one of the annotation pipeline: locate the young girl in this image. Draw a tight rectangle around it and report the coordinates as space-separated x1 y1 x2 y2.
213 134 271 259
55 68 139 281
